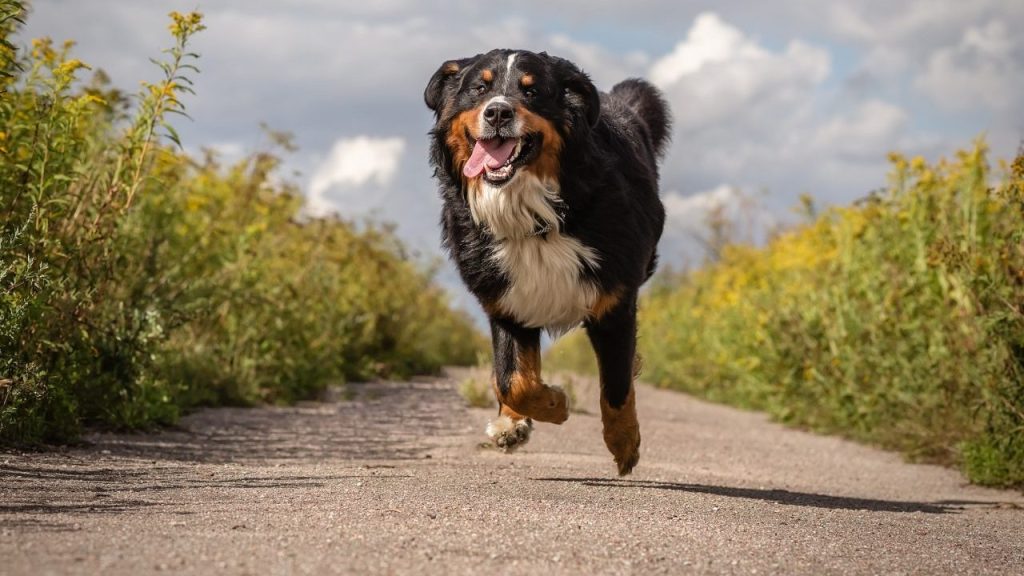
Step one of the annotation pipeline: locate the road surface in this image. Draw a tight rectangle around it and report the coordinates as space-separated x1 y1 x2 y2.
2 372 1022 575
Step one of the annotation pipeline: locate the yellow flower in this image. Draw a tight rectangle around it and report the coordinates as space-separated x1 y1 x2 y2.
168 11 206 37
55 59 90 77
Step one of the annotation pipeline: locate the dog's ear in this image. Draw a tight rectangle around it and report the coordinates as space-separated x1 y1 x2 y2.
424 55 480 114
554 58 601 128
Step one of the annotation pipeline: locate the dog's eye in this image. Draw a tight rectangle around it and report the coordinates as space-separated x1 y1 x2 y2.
473 84 487 95
523 87 537 99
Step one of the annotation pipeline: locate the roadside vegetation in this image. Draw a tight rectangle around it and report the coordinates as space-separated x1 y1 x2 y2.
0 3 483 444
549 143 1024 488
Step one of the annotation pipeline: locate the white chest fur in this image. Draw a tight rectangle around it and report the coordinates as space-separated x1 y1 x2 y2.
468 173 600 333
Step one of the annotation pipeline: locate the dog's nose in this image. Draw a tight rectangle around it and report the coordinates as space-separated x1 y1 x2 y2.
483 101 515 129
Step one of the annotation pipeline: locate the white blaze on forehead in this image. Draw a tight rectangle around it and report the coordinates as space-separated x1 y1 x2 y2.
503 52 518 92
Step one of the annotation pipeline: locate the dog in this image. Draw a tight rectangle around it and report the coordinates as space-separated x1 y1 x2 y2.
425 49 670 475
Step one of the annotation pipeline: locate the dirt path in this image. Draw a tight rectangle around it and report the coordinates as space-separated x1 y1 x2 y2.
2 373 1022 575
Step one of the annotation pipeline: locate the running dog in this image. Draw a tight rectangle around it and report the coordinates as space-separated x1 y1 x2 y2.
425 49 670 475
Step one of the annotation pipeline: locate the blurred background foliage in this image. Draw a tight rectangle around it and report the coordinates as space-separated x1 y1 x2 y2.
550 145 1024 488
0 4 483 444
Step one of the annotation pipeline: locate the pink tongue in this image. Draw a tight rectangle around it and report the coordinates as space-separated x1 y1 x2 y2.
463 138 517 178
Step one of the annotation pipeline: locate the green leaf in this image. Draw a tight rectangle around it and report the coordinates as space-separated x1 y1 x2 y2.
161 121 182 149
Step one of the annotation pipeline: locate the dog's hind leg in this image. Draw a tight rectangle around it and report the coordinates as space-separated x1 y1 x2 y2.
486 318 568 453
585 290 641 475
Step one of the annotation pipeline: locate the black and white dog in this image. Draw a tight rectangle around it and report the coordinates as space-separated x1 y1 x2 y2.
425 49 670 475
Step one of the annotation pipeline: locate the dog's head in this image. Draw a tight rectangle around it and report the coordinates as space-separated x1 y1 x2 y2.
425 49 600 187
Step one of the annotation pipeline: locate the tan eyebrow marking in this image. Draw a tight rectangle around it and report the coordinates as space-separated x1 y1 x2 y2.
521 74 535 87
481 69 494 82
443 61 460 74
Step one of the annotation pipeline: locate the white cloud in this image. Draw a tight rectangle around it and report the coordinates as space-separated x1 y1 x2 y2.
307 136 405 216
647 12 835 201
649 13 765 86
660 185 777 266
546 34 647 89
646 11 925 247
915 20 1024 112
814 100 909 160
649 12 830 133
826 1 1024 82
663 185 741 233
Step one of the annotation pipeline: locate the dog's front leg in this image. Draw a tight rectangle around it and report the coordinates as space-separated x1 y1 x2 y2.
585 290 641 475
485 317 569 451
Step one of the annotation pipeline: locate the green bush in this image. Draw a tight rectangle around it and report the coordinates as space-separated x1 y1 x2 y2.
549 143 1024 488
0 3 484 443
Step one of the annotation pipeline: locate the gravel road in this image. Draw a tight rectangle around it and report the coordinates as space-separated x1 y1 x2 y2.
2 372 1022 575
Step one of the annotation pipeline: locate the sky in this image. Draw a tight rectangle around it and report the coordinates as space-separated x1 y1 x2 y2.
19 0 1024 313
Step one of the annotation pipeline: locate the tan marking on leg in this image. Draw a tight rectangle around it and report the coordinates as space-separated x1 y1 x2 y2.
499 345 569 424
589 288 623 321
600 385 640 476
499 402 529 421
490 376 528 421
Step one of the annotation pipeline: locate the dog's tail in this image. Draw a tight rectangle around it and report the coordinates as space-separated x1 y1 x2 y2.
610 79 672 158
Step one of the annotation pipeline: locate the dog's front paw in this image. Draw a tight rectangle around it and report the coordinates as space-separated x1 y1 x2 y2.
507 384 569 424
486 415 533 453
544 385 570 424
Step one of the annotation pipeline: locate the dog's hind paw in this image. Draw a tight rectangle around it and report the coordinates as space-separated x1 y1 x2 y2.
486 416 533 453
608 425 640 476
601 387 641 475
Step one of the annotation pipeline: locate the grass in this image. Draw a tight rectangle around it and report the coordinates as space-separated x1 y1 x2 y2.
549 143 1024 489
458 372 495 409
551 372 585 414
0 3 485 444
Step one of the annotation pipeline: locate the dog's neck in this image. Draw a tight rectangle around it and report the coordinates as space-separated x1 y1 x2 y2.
467 172 562 241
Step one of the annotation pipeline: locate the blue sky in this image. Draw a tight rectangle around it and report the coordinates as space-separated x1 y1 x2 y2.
20 0 1024 310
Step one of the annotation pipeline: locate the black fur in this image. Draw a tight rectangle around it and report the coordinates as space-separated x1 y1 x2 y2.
489 317 540 402
426 49 670 415
586 290 638 408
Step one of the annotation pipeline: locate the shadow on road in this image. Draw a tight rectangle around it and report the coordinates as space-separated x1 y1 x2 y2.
0 500 161 515
535 477 1008 514
0 464 411 529
68 379 456 465
0 379 448 532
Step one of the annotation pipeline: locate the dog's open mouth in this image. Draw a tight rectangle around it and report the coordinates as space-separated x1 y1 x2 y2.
463 133 540 185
